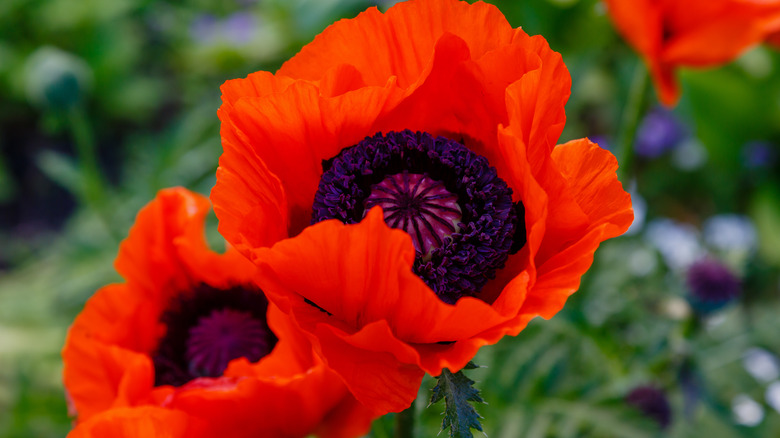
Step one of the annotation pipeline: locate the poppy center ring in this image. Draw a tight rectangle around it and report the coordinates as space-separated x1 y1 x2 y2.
365 172 461 258
311 130 525 304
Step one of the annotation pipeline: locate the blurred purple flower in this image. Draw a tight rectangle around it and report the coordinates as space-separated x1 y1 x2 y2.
223 12 256 45
686 258 740 314
635 107 686 158
190 14 219 44
625 386 672 429
742 141 777 169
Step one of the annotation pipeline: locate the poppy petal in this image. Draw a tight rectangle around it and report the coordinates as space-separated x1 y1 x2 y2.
67 406 204 438
524 138 633 318
278 0 516 88
215 79 404 246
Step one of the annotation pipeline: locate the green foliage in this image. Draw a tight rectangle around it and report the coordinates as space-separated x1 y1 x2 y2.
431 362 485 438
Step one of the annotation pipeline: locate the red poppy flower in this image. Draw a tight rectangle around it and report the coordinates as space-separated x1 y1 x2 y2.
212 0 633 413
604 0 780 106
62 188 373 438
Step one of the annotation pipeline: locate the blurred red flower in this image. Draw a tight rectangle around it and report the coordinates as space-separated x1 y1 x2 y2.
62 188 373 438
605 0 780 106
212 0 633 413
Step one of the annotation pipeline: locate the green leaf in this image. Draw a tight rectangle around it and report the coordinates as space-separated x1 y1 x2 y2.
430 362 485 438
35 149 82 196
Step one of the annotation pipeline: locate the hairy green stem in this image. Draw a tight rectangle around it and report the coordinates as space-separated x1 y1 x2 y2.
394 397 416 438
616 62 649 184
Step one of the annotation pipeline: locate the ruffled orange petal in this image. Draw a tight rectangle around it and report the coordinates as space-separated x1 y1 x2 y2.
164 369 353 438
215 79 404 248
67 406 205 438
258 208 515 343
524 139 633 318
255 208 543 409
314 393 376 438
63 322 156 420
115 188 256 301
278 0 516 88
374 30 566 185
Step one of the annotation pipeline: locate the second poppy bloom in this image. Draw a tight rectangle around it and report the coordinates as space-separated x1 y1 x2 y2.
212 0 633 413
605 0 780 106
62 188 373 438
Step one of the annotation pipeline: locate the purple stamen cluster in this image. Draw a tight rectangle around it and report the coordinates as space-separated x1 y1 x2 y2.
153 283 277 387
186 308 273 379
311 130 524 304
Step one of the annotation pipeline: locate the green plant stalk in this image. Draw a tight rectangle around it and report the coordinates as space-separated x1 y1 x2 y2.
67 105 119 241
616 61 649 184
394 397 415 438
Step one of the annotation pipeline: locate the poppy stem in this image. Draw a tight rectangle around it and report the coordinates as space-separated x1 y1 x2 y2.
67 105 119 241
616 61 649 184
394 397 416 438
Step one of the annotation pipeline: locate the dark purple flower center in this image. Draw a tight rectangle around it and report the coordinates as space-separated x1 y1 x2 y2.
365 172 461 258
625 386 672 429
186 308 273 379
153 283 277 387
686 258 741 314
311 130 526 304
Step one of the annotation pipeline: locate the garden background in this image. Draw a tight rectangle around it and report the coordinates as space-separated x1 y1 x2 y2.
2 0 780 436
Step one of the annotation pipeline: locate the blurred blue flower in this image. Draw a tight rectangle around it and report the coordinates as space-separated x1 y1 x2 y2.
223 12 257 45
625 386 672 429
743 348 780 383
671 138 707 171
625 189 646 235
190 14 219 44
635 107 686 158
742 140 777 169
686 258 740 314
733 394 764 426
703 214 757 256
766 381 780 414
645 218 703 270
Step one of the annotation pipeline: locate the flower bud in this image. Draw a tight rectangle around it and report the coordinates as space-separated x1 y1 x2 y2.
24 47 92 110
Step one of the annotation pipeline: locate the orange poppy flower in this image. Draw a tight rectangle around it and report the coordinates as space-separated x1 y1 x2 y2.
604 0 780 106
212 0 633 413
62 188 373 438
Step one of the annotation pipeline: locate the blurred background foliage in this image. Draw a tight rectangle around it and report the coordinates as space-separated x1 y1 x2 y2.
1 0 779 436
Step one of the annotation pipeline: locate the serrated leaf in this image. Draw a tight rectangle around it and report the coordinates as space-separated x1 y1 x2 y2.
430 361 485 438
